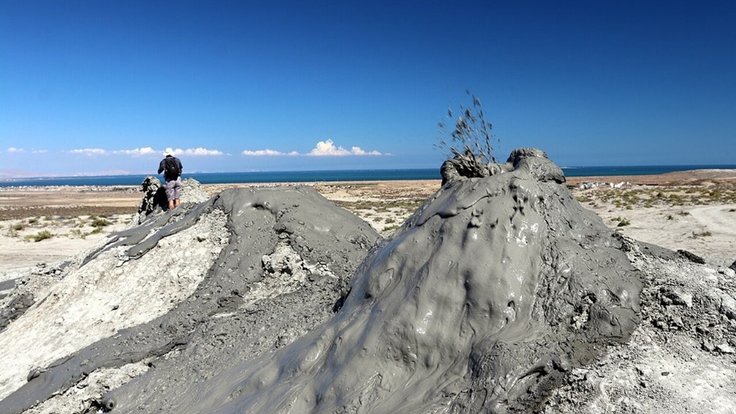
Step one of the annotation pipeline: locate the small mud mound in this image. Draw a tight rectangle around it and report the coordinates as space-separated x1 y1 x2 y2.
0 187 380 414
116 149 641 413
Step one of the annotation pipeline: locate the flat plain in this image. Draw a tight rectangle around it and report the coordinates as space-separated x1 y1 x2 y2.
0 169 734 273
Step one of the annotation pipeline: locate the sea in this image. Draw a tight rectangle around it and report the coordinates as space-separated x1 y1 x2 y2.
1 165 735 187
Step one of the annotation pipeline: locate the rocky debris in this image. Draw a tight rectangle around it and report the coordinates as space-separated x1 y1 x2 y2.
659 287 693 308
730 259 736 272
718 292 736 320
0 186 380 414
261 241 307 279
135 177 210 224
718 266 736 278
715 343 735 354
543 239 736 413
127 148 640 413
0 262 73 332
23 362 149 414
677 249 706 264
179 178 210 204
136 177 167 221
640 257 736 348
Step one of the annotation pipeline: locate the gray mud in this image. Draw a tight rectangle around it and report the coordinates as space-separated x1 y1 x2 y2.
1 149 646 413
86 149 638 413
0 187 379 414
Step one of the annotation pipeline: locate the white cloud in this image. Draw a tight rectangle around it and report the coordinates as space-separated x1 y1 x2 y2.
243 149 284 156
70 148 108 156
309 139 351 156
308 140 382 157
242 139 387 157
115 147 158 157
242 140 383 157
65 146 224 158
165 147 224 157
349 146 382 156
5 148 49 154
242 149 300 156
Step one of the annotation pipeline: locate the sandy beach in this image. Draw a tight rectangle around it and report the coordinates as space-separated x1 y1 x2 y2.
1 170 734 274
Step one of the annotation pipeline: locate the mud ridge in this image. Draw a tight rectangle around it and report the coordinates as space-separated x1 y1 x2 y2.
0 187 379 414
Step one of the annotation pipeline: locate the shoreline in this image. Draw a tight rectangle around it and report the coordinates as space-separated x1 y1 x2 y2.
1 168 735 190
1 166 734 188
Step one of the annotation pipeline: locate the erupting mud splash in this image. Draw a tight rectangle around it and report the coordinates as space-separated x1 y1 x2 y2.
0 149 642 413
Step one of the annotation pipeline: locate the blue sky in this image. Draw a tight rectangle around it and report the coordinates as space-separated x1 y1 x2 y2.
1 1 734 177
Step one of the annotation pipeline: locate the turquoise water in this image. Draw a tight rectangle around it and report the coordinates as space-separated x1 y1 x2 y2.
1 165 735 187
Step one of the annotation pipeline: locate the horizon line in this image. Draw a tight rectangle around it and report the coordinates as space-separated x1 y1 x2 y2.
2 163 736 181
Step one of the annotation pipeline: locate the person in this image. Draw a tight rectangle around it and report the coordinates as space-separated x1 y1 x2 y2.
158 151 183 210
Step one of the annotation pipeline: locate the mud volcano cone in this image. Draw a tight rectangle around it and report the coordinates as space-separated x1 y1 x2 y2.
0 187 380 414
157 149 642 413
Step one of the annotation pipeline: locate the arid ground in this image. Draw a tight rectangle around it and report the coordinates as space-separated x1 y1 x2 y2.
1 169 734 274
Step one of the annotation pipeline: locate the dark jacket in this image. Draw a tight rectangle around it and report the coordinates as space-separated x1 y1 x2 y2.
158 156 183 181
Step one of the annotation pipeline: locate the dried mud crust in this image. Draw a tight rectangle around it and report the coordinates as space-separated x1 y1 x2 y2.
0 187 380 414
543 240 736 413
0 208 229 410
0 262 74 332
23 362 150 414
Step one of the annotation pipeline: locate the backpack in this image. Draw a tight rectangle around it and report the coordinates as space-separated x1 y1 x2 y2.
164 157 181 177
